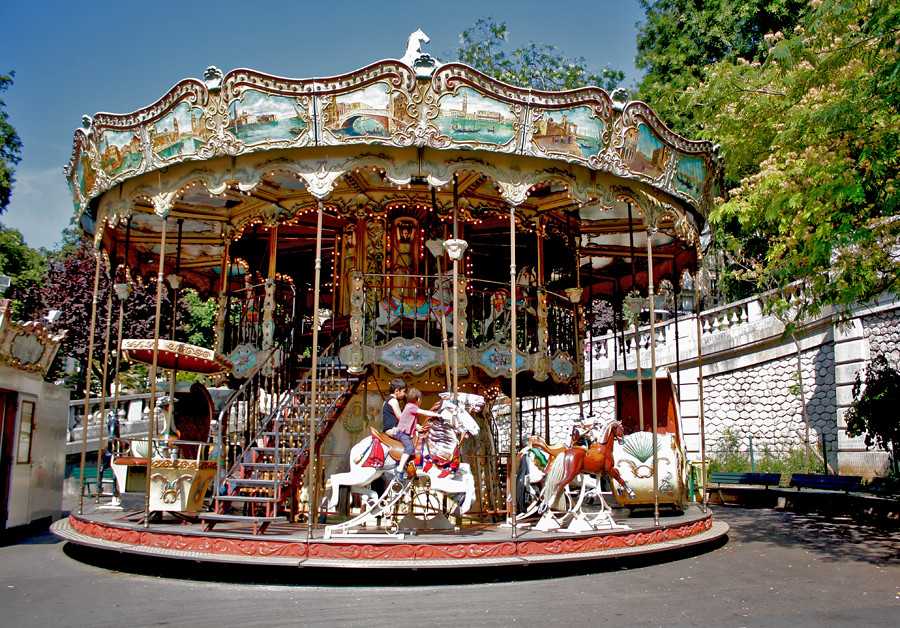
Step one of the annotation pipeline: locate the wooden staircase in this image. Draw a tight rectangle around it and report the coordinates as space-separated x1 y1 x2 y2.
211 360 360 527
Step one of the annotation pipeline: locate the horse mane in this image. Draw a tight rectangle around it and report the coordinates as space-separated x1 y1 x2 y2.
593 418 620 446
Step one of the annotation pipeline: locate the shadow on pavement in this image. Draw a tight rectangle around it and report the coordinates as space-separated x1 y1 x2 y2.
714 505 899 566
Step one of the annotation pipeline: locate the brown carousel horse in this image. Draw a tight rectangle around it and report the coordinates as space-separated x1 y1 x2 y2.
537 418 636 515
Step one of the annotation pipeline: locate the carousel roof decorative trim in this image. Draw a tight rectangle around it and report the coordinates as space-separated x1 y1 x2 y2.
66 35 722 220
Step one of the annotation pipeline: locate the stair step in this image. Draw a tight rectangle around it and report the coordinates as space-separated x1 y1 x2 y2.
216 495 277 503
239 463 292 469
253 447 304 454
225 478 279 487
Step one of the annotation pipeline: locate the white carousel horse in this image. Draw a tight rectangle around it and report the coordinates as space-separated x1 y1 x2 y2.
401 29 430 66
325 393 481 516
482 266 538 341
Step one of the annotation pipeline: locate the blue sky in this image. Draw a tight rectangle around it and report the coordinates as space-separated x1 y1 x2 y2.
0 0 645 249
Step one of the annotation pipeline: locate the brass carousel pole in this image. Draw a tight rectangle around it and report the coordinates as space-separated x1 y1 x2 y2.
429 187 452 392
451 177 460 402
166 220 184 444
77 247 103 515
144 217 168 528
307 200 324 533
214 236 230 491
694 269 708 511
508 204 518 536
93 263 114 503
646 224 660 527
108 223 132 505
626 203 645 431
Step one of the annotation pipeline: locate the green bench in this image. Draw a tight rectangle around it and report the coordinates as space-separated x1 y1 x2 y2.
708 472 783 505
787 473 861 492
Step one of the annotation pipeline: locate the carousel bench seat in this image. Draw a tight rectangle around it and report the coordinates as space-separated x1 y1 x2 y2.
197 512 286 535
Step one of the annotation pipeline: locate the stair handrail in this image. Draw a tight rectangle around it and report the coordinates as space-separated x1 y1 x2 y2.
213 346 282 494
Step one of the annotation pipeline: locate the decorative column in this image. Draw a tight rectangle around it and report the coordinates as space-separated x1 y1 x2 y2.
213 230 231 355
534 217 549 382
262 221 279 352
344 270 366 374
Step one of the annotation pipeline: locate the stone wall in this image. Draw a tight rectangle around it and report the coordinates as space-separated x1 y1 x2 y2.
704 344 837 467
861 308 900 367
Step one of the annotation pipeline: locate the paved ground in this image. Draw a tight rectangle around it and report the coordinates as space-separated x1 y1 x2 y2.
1 507 897 627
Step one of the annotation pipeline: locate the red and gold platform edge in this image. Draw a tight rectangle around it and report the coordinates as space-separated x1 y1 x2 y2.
60 514 719 566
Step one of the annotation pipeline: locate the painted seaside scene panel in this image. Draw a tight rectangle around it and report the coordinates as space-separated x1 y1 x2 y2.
227 89 308 145
323 83 409 138
532 107 605 159
98 130 143 177
150 102 208 160
621 122 669 179
436 87 516 145
674 154 707 199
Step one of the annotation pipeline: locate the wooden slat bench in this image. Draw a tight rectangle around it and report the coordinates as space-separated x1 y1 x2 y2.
787 473 862 493
707 472 783 505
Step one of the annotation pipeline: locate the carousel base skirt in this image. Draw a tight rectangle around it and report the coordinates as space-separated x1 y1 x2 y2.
52 504 726 571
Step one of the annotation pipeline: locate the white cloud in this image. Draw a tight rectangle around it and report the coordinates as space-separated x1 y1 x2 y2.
3 166 74 249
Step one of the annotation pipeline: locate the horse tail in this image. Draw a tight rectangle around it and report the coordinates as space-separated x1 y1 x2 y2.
540 452 567 509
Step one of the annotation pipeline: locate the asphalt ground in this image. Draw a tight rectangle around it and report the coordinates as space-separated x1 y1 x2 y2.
1 506 897 627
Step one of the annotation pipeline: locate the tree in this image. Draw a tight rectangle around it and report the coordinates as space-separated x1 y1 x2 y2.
0 224 47 320
635 0 808 135
37 243 175 396
666 0 899 320
0 72 23 212
456 18 624 91
845 354 900 475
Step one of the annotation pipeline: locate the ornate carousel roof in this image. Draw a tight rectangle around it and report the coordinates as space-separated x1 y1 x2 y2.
65 33 721 295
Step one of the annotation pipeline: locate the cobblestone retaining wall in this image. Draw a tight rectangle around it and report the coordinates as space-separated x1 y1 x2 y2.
862 308 900 367
704 343 837 465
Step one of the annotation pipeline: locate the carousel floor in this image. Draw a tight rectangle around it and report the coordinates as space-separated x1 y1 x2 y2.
52 501 727 570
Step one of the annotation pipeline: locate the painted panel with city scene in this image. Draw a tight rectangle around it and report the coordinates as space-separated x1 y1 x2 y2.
227 89 308 146
532 106 606 159
436 87 516 146
150 102 209 160
620 122 670 179
322 82 410 139
98 129 144 178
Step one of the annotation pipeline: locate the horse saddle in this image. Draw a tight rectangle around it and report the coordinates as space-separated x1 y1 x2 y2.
369 427 417 475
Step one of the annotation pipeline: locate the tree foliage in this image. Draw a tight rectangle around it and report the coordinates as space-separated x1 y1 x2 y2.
457 18 624 91
644 0 899 320
845 354 900 474
635 0 808 134
0 224 47 319
37 244 179 396
0 73 23 212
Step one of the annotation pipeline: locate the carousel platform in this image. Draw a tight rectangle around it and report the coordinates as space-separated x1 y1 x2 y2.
51 504 726 571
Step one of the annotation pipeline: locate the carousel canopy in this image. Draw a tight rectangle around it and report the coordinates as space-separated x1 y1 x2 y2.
65 33 721 298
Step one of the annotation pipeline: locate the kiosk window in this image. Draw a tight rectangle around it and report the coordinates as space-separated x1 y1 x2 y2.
16 400 35 464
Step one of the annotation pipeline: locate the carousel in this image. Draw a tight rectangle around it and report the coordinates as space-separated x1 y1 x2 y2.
52 32 727 569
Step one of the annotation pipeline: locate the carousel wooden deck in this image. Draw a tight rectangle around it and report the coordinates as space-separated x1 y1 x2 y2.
52 504 726 570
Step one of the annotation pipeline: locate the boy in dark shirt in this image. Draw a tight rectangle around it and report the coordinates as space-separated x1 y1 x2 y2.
382 378 406 432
